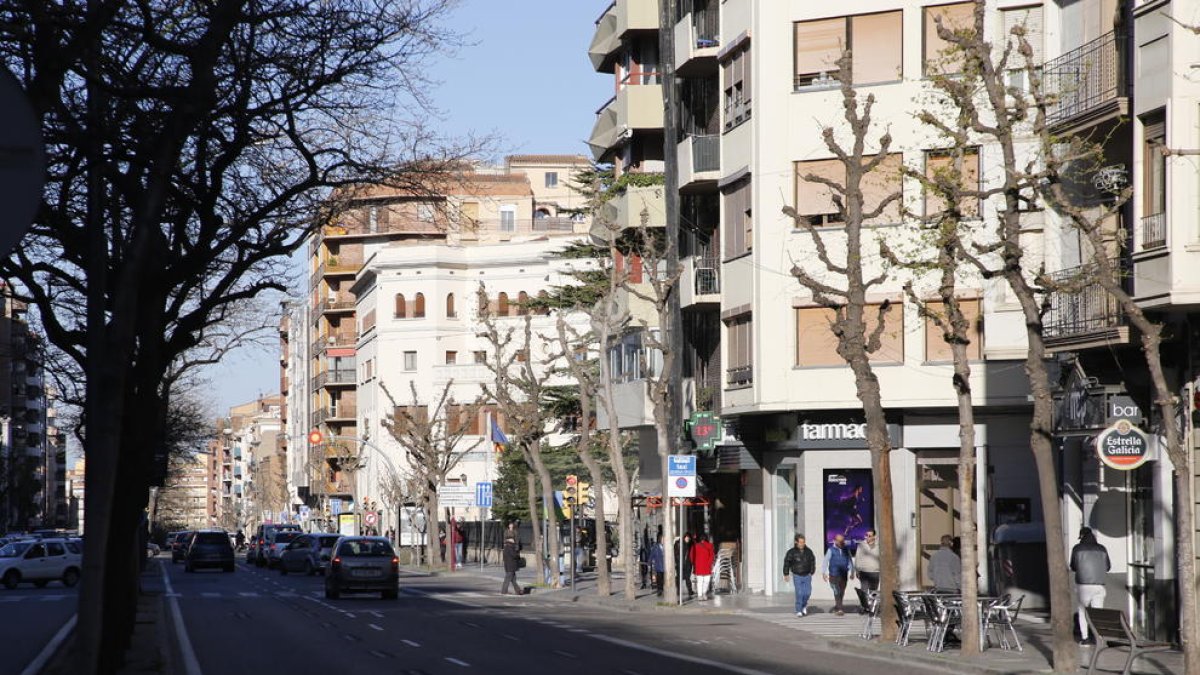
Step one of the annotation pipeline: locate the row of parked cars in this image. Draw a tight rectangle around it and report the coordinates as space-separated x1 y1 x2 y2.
0 533 83 590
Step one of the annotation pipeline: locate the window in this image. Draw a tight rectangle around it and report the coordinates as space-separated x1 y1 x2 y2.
793 12 902 90
497 292 510 316
722 177 752 258
923 2 975 76
473 350 487 364
795 304 903 366
923 298 983 362
924 148 981 218
794 154 902 226
445 351 457 365
725 314 753 386
1142 113 1167 248
413 292 426 318
500 205 517 233
417 203 435 222
517 291 529 316
446 293 457 318
515 349 529 363
403 351 417 371
721 44 751 131
368 206 379 233
545 172 559 188
536 290 551 316
998 5 1044 91
393 293 406 318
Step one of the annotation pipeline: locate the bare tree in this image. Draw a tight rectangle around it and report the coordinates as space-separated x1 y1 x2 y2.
783 52 903 639
0 3 482 667
380 381 481 570
477 286 563 587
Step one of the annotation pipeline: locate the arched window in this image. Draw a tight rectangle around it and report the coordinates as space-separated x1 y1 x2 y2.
537 290 551 316
517 291 529 316
446 293 457 318
497 292 510 316
413 292 426 318
394 293 406 318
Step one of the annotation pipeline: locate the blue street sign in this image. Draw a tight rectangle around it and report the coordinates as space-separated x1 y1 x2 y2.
475 481 494 508
330 498 342 517
668 454 696 477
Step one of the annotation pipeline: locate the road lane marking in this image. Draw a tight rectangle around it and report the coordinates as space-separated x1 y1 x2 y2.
238 592 259 597
369 623 384 631
19 614 75 675
161 562 204 675
370 611 384 618
401 639 421 647
369 650 390 659
343 612 356 618
343 633 361 642
444 657 470 667
552 650 576 659
502 634 520 641
589 634 776 675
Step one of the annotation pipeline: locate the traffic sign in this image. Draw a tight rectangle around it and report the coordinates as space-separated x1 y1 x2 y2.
299 505 311 521
668 454 696 477
475 481 494 508
668 475 696 498
308 429 323 445
364 511 378 527
330 498 342 517
437 484 474 508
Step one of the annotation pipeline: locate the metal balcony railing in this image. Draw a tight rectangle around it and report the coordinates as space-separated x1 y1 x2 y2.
317 299 355 314
1140 212 1166 249
1044 263 1125 340
693 257 720 295
1044 32 1123 127
530 217 577 232
691 135 720 173
312 369 356 389
311 332 357 355
726 365 752 386
691 0 719 47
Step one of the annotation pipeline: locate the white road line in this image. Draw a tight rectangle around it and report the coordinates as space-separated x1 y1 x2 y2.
589 634 777 675
401 639 421 648
552 650 576 659
370 611 384 618
161 562 204 675
444 657 470 667
238 592 259 597
201 592 220 598
39 596 65 602
369 650 389 659
343 612 356 618
18 614 75 675
502 634 520 641
368 623 384 631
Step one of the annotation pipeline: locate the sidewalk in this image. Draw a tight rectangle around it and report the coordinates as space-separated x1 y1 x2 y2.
441 563 1185 674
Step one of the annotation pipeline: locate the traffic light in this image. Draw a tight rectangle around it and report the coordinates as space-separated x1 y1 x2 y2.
577 482 590 508
563 474 578 519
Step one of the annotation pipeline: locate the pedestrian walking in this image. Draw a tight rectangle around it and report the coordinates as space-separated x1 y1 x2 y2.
454 518 466 568
928 535 962 592
690 534 716 600
501 536 523 595
651 535 666 597
822 534 855 615
782 534 817 616
1070 527 1111 644
674 532 694 598
855 529 880 591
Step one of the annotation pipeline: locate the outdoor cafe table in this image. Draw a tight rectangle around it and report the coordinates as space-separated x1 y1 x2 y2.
939 595 1002 652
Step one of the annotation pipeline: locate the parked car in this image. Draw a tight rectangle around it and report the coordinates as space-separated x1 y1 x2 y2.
184 530 235 573
171 531 193 563
146 542 161 556
279 534 341 576
265 531 301 569
251 524 301 567
324 536 399 600
0 538 83 589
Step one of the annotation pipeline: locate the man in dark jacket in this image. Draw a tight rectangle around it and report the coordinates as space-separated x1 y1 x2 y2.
1070 527 1110 643
782 534 817 616
501 537 523 595
651 535 666 596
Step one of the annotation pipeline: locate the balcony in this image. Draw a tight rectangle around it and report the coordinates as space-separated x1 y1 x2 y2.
589 3 620 72
673 0 719 77
680 256 720 308
726 365 752 387
677 134 719 191
312 332 357 355
596 380 655 431
311 405 357 428
462 217 583 240
312 369 356 389
317 298 355 315
1044 32 1128 133
431 363 493 386
587 85 664 161
1044 263 1129 351
591 184 666 240
1140 212 1166 250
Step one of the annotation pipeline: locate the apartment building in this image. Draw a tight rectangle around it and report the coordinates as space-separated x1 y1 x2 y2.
295 156 591 529
280 300 312 520
215 396 283 533
155 452 212 530
589 0 1195 640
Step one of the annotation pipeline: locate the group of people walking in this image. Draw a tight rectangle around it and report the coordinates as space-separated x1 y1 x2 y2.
647 532 718 600
782 529 881 616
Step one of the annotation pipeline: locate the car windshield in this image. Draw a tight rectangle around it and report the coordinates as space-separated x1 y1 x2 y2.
318 536 340 548
174 533 190 542
0 542 31 557
274 532 300 544
337 540 394 557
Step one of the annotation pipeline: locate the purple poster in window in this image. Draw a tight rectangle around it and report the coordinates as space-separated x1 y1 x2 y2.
823 469 874 550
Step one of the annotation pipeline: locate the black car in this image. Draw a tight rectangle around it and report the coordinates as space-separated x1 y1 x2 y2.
171 531 193 563
185 530 235 573
251 523 302 567
324 537 399 600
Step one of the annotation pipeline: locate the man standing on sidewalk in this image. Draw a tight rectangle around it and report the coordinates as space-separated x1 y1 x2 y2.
690 534 716 600
501 536 523 595
928 535 962 592
854 529 880 591
782 534 816 617
1070 527 1110 644
822 534 855 615
651 535 666 597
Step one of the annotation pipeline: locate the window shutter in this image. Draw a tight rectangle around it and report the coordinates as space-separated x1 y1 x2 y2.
795 159 846 219
1001 5 1043 65
851 12 902 85
794 18 845 82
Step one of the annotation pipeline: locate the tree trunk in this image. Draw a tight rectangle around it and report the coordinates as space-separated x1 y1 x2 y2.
523 442 562 587
525 471 544 584
426 490 442 570
951 340 981 656
578 451 610 596
657 424 677 605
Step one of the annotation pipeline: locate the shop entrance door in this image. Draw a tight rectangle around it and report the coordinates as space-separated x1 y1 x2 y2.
1128 463 1157 639
917 453 961 588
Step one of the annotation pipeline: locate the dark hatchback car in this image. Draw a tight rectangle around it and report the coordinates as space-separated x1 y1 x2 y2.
324 537 398 600
171 531 193 563
280 534 341 576
185 530 235 573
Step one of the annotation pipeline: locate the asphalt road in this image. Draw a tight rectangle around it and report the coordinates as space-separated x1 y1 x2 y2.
0 580 77 675
161 557 949 675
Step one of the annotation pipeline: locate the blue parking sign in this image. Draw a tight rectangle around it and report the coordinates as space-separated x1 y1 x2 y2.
475 481 493 508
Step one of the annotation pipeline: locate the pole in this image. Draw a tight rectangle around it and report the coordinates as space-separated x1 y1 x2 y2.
570 504 576 588
677 500 683 606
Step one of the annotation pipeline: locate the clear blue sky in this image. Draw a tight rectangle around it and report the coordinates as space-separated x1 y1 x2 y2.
202 0 611 415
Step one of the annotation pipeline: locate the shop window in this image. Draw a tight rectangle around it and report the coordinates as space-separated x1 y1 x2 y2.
922 298 983 362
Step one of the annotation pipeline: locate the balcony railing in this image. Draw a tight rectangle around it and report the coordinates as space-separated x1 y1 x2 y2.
690 0 719 48
1044 32 1124 127
1044 263 1125 340
317 298 355 314
693 256 720 295
1140 212 1166 249
530 217 577 232
726 366 753 386
312 405 357 428
312 369 356 389
312 332 357 355
691 135 719 173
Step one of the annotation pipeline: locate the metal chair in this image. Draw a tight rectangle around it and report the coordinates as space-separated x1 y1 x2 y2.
922 594 962 652
855 587 880 639
985 594 1024 651
894 591 928 646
